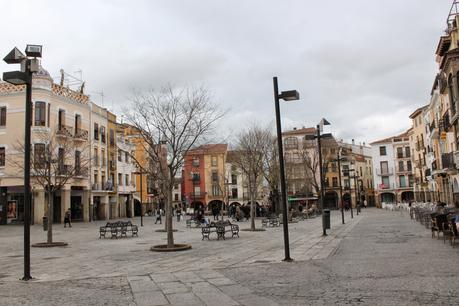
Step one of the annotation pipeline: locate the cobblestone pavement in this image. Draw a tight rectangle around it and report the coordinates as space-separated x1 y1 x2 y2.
0 209 458 305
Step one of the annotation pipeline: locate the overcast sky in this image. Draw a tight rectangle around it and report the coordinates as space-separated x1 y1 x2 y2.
0 0 453 144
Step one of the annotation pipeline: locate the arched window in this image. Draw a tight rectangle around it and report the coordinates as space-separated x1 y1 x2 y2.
34 101 46 126
448 74 456 116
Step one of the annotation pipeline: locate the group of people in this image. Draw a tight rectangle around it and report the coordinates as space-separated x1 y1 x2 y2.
153 206 184 224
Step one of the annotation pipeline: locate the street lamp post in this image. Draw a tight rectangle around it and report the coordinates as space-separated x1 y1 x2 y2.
336 150 345 225
3 45 42 281
273 76 299 262
305 119 332 236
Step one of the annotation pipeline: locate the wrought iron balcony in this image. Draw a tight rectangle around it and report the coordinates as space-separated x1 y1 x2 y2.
376 167 393 176
441 152 455 169
56 125 73 137
74 128 88 141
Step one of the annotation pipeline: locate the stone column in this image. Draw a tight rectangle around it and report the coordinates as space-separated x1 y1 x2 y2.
128 195 134 218
82 189 89 222
61 188 71 223
34 189 45 224
103 195 109 220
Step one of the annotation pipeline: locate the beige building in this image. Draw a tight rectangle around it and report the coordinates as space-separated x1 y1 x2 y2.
409 106 429 202
0 65 91 225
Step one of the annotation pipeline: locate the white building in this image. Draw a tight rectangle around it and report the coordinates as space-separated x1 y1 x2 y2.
370 131 413 206
116 128 136 218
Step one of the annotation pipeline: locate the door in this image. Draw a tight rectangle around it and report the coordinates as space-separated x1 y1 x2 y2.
53 195 61 223
71 196 83 221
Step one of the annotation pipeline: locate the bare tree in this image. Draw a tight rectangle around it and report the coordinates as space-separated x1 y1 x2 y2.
232 125 270 230
9 129 90 245
259 128 280 213
124 85 224 248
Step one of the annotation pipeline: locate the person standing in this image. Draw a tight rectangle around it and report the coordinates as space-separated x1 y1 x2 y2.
64 208 72 228
155 208 162 224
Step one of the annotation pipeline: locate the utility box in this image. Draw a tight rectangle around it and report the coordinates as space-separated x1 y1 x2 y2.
323 209 331 229
43 216 48 231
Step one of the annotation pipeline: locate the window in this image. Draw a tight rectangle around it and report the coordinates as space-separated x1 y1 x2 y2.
125 175 129 186
0 147 5 166
47 104 50 127
398 161 404 172
405 147 410 158
0 107 6 126
212 184 221 196
382 176 390 188
94 123 99 140
397 147 403 158
58 109 65 129
174 194 179 201
101 149 106 166
407 160 412 172
449 74 456 116
192 157 199 167
75 114 81 131
344 179 350 189
94 148 99 166
380 161 388 175
75 151 81 173
332 177 338 188
125 152 129 163
211 171 218 182
58 148 64 169
191 172 200 181
109 129 115 146
118 173 123 186
34 102 46 126
100 126 106 143
211 156 217 167
408 175 414 187
231 174 237 185
379 146 386 156
232 188 238 199
118 149 122 162
194 186 200 196
34 144 46 168
284 137 298 149
399 176 406 188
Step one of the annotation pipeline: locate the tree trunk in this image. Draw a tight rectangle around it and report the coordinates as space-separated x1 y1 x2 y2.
47 190 53 244
166 185 174 248
250 181 255 230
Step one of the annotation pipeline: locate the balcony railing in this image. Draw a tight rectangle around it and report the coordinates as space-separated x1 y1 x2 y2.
376 167 393 176
74 128 88 141
57 165 70 176
441 152 455 169
57 125 73 137
75 166 88 177
189 191 205 198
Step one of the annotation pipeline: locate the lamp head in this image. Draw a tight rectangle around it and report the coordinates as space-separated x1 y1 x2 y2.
2 71 28 85
3 47 25 64
279 90 300 101
25 45 42 58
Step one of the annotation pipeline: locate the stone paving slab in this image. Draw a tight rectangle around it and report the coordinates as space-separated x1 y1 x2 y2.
166 292 204 306
133 290 169 306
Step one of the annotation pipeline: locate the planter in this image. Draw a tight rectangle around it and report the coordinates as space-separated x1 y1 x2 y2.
150 244 192 252
32 242 68 248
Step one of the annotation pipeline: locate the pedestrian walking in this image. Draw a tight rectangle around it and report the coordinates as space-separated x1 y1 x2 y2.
176 208 181 222
64 208 72 228
155 208 162 224
364 199 368 208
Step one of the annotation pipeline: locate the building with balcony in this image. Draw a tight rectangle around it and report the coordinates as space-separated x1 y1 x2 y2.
0 64 91 225
370 130 413 207
116 125 136 218
224 150 265 211
182 144 227 212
